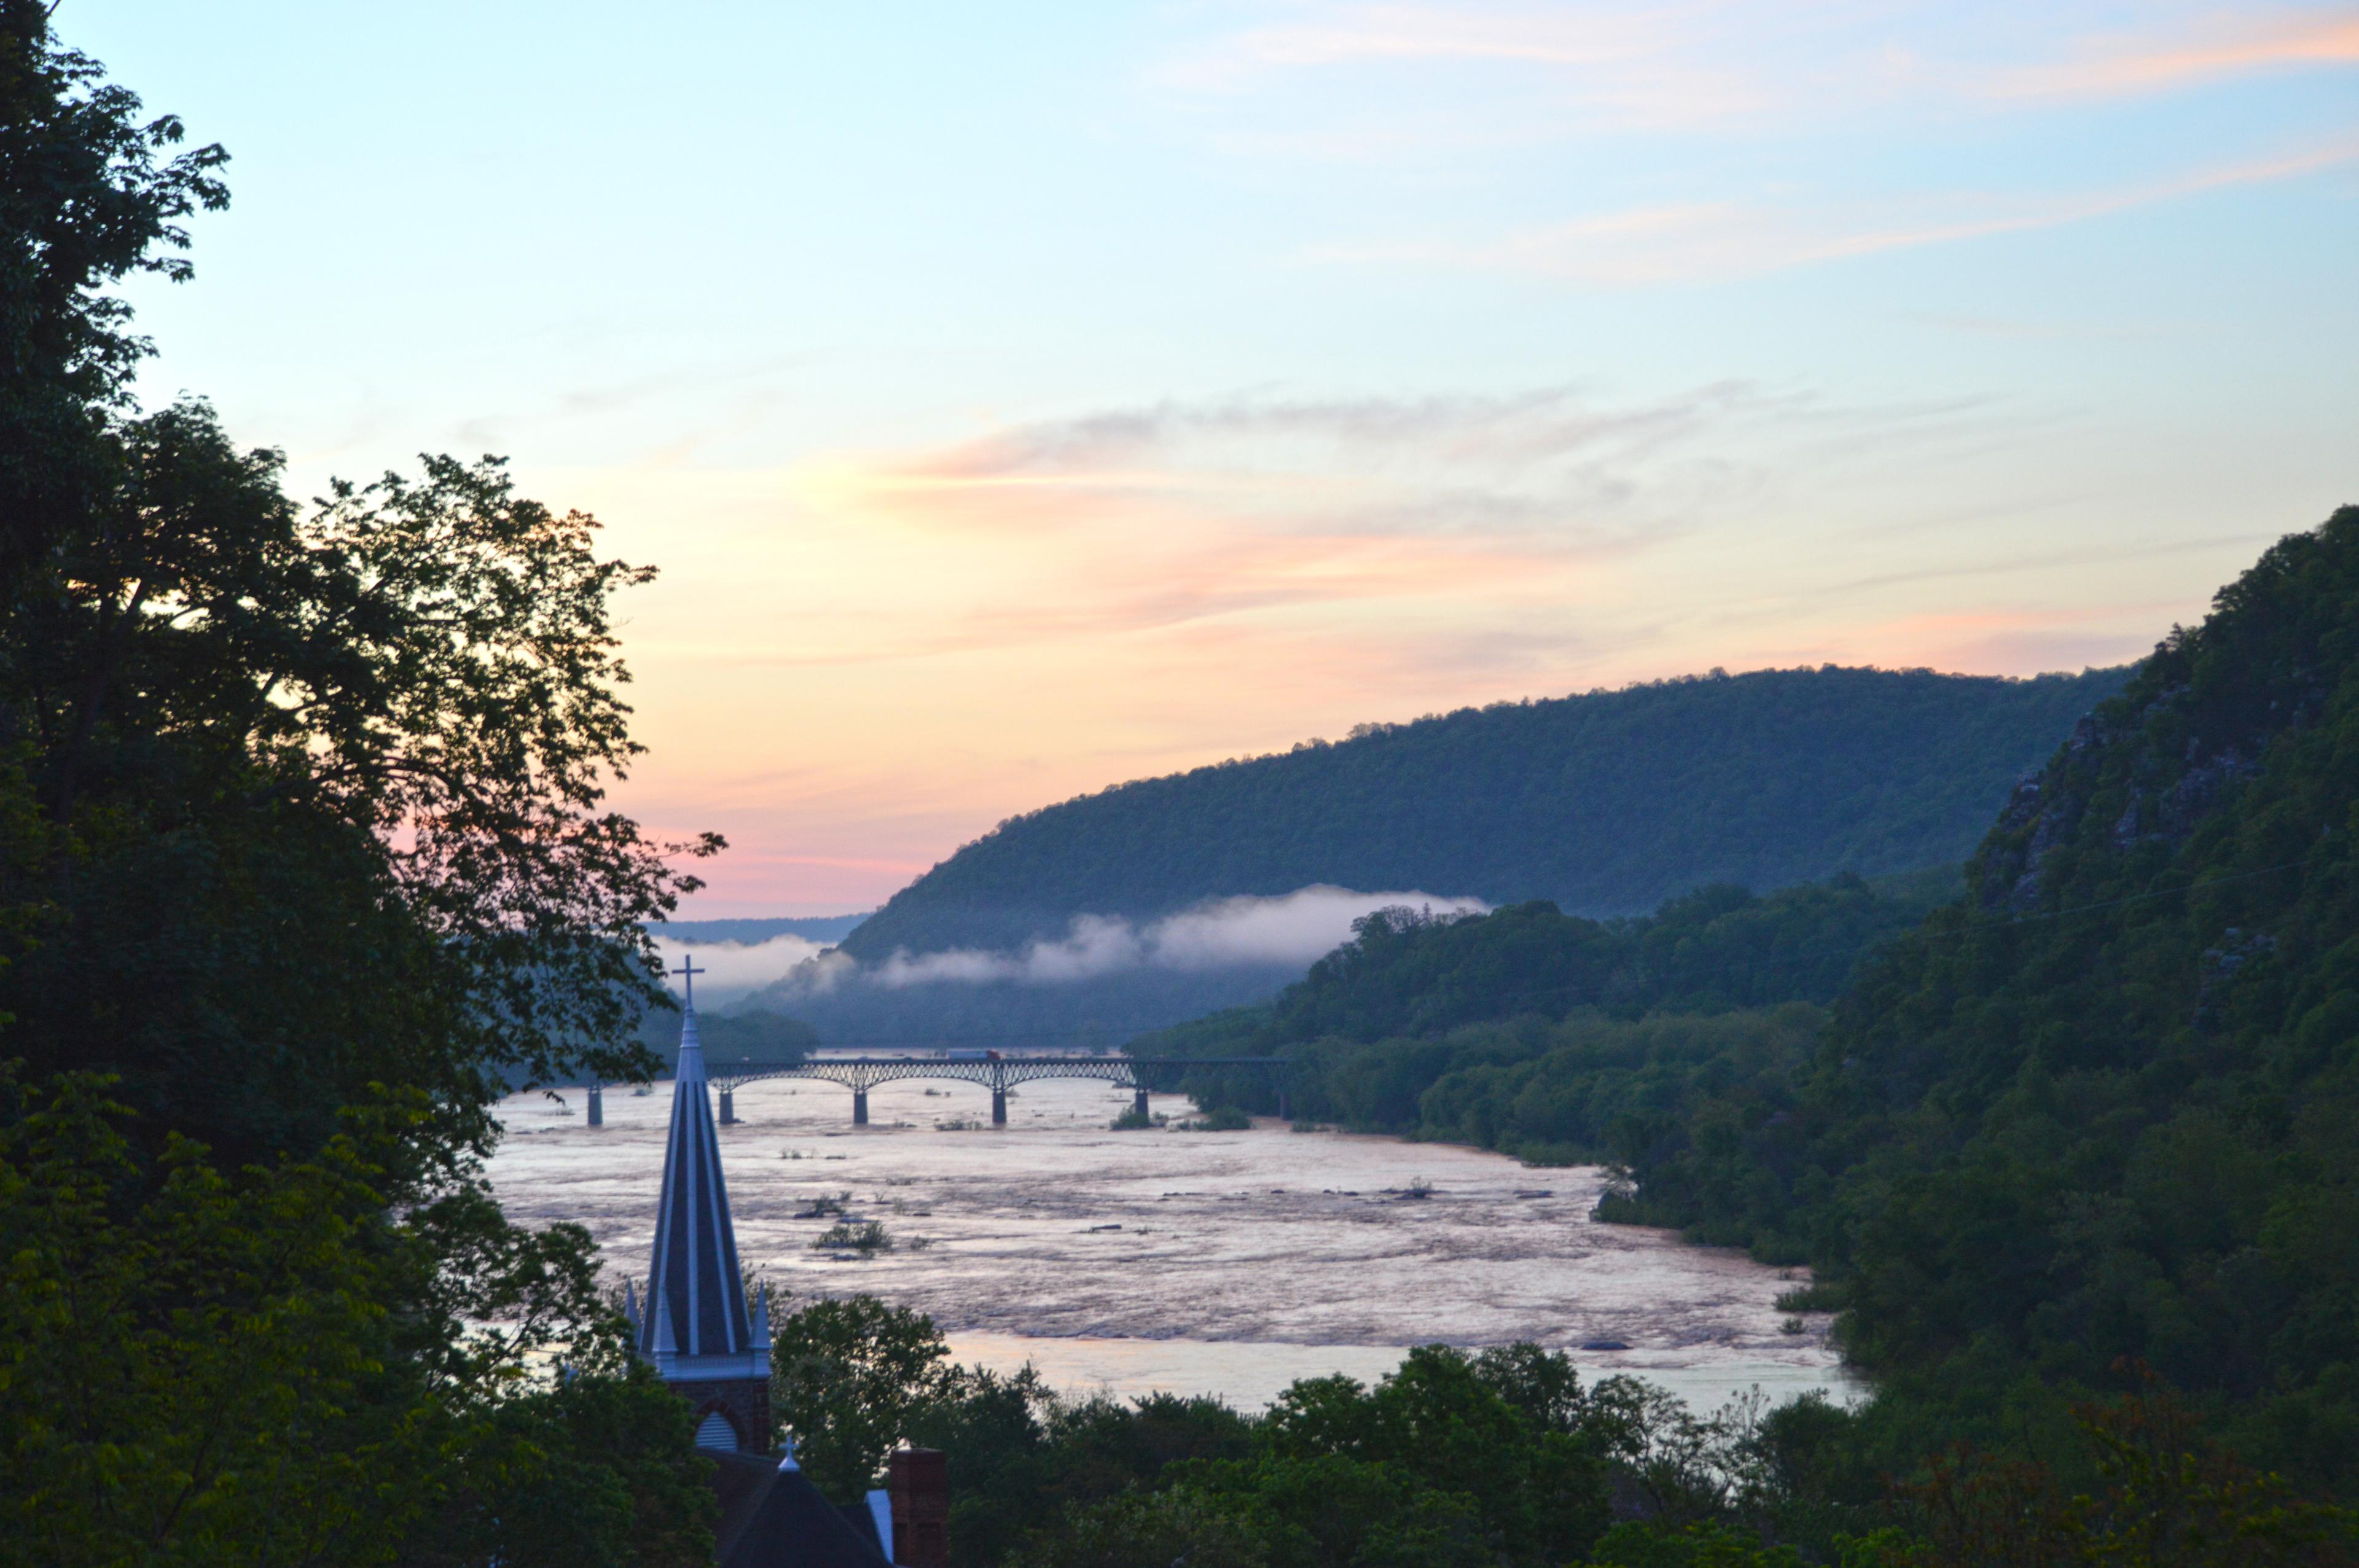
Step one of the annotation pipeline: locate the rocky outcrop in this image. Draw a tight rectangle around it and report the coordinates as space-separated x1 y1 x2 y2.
1968 509 2359 925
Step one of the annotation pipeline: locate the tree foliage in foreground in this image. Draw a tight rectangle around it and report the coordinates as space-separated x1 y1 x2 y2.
0 6 719 1561
772 1293 958 1500
0 1073 714 1567
762 1295 2358 1566
6 396 715 1164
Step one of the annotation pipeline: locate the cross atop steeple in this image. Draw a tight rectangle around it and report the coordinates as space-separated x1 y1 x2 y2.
671 953 705 1008
628 948 767 1452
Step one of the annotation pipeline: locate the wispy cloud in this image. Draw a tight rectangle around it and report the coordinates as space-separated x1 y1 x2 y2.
1821 532 2282 601
1995 10 2359 99
1326 138 2359 284
1165 3 2359 117
1159 2 1792 131
1175 4 1703 74
812 383 1783 537
1898 311 2167 342
758 384 1830 666
589 379 2061 692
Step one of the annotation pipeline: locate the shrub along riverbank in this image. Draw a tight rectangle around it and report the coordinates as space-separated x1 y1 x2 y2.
767 1293 2351 1567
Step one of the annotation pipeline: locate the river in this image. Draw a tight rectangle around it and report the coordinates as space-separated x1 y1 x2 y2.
485 1072 1856 1414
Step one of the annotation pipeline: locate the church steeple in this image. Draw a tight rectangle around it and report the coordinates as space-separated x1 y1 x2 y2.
625 956 772 1451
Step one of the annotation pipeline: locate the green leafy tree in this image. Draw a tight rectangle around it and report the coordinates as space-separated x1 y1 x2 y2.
903 1375 1251 1568
1254 1346 1612 1560
1579 1521 1809 1568
1895 1378 2355 1567
771 1295 956 1499
0 1072 714 1567
1 9 717 1165
4 401 716 1163
0 10 725 1564
1003 1488 1272 1568
1006 1346 1616 1568
0 0 227 590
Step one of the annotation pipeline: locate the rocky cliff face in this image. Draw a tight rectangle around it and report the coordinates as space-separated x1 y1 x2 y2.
1971 511 2355 915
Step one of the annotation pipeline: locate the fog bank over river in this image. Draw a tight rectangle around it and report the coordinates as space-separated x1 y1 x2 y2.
487 1074 1853 1412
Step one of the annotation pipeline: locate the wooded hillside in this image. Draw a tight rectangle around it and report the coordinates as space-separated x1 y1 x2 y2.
1145 509 2359 1501
843 665 2126 960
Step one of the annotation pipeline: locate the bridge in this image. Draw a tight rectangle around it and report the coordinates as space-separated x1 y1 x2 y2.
584 1055 1293 1128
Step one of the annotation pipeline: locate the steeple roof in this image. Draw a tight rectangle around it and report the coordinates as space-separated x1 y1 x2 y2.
639 1002 759 1364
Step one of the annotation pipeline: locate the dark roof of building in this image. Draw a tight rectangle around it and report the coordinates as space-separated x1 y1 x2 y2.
836 1501 886 1557
710 1451 891 1568
641 1006 757 1360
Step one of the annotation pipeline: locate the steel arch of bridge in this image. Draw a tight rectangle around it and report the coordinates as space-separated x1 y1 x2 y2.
701 1055 1292 1126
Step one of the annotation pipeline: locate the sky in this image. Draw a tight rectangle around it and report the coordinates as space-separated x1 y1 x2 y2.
79 1 2359 916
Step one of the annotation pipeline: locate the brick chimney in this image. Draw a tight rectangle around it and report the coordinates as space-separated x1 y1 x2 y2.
887 1447 948 1568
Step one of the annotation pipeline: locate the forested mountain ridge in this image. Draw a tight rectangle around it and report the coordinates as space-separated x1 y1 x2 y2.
841 665 2126 961
1684 503 2359 1484
1146 508 2359 1499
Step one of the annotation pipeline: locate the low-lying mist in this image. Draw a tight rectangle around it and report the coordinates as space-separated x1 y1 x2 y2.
775 886 1485 997
647 932 829 1010
675 887 1489 1051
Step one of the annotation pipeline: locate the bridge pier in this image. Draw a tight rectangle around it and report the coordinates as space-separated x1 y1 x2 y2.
718 1088 736 1125
587 1085 603 1126
991 1088 1007 1125
1277 1088 1289 1120
853 1090 869 1126
1133 1088 1151 1121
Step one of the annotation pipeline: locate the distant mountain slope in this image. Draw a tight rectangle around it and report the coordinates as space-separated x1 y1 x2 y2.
842 665 2129 961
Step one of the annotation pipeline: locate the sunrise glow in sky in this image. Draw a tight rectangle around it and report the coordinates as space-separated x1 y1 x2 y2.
90 2 2358 915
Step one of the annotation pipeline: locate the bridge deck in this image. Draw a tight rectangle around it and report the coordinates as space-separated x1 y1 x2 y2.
706 1054 1288 1091
650 1055 1295 1128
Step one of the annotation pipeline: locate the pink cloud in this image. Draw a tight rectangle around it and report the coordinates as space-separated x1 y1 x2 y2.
756 387 1820 667
1156 2 2359 149
1995 10 2359 99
